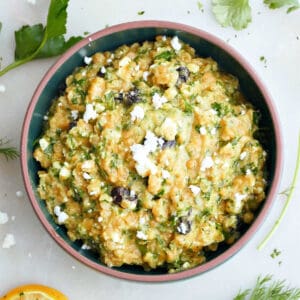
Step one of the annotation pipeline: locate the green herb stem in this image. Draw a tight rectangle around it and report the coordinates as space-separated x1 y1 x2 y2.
0 31 48 77
258 131 300 250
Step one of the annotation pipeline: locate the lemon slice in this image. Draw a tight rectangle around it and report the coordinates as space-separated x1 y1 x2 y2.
0 284 68 300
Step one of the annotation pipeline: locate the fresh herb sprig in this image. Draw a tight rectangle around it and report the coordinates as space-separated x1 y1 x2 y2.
212 0 300 30
0 137 19 161
233 275 300 300
0 0 82 77
258 131 300 250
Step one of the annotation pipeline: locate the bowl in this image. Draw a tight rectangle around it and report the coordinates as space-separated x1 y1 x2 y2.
21 21 283 282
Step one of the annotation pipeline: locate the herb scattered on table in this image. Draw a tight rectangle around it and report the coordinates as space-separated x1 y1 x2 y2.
137 10 145 15
0 0 82 77
264 0 300 13
197 1 204 12
0 137 19 161
270 248 281 259
258 131 300 250
233 275 300 300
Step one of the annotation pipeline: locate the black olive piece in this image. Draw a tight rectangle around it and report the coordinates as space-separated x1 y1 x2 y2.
176 217 192 235
114 92 124 102
176 66 190 86
124 88 141 106
57 81 67 96
111 187 137 206
97 67 106 78
161 139 176 149
69 120 77 129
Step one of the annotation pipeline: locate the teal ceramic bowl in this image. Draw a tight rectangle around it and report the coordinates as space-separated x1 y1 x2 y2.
21 21 283 282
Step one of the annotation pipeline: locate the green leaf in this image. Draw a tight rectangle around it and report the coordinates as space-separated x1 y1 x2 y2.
154 50 175 61
46 0 68 38
264 0 300 13
212 0 252 30
0 0 83 77
15 24 44 60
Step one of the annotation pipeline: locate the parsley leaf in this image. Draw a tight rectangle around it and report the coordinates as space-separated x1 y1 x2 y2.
233 275 300 300
264 0 300 13
0 0 82 77
212 0 252 30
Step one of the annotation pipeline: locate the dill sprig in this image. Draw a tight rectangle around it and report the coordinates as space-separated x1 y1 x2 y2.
234 275 300 300
0 137 19 161
258 131 300 250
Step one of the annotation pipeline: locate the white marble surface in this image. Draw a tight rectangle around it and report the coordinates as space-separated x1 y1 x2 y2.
0 1 300 299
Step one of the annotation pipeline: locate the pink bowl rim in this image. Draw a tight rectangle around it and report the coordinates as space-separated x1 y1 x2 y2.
21 20 283 282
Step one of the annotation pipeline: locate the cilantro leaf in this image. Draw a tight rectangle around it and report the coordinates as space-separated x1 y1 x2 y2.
212 0 252 30
264 0 300 13
0 0 83 77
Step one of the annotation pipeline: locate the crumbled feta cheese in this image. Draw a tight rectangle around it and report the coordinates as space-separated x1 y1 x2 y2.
144 131 161 152
84 56 92 65
89 190 98 196
82 160 93 171
81 244 91 250
58 102 63 107
2 233 16 249
201 156 214 171
83 172 92 180
71 110 79 120
211 127 217 135
134 65 140 71
16 191 23 198
199 126 207 135
241 110 246 115
130 106 145 122
101 66 106 74
189 185 201 196
143 71 149 81
239 151 247 160
130 131 163 177
162 35 167 41
97 216 103 223
107 58 112 64
59 167 71 179
136 231 147 240
160 118 177 140
39 138 49 151
139 217 146 225
171 36 182 51
43 115 49 120
245 169 252 175
235 193 247 202
211 109 218 115
162 170 171 179
54 206 68 224
0 211 9 224
111 232 122 243
54 206 61 216
0 84 6 93
152 93 167 109
119 56 131 67
83 104 97 122
58 211 69 224
177 222 189 235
